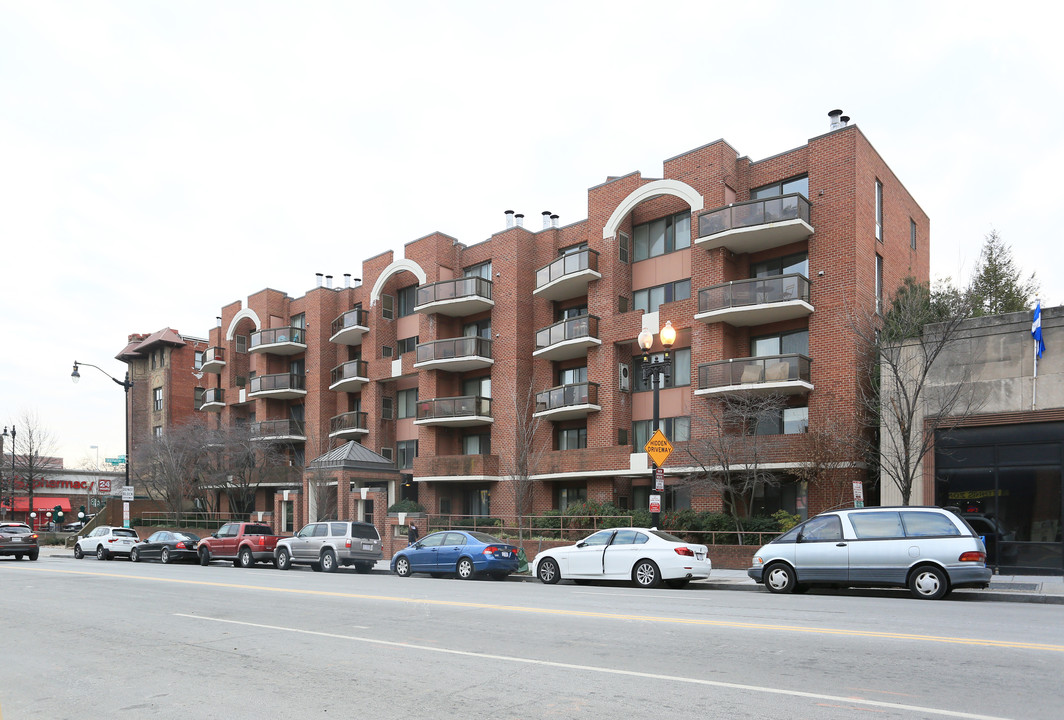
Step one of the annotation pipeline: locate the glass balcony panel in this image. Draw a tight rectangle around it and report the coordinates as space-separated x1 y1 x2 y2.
416 396 492 422
535 382 599 412
698 275 811 313
698 194 812 239
250 373 306 393
250 327 305 348
329 411 368 435
331 360 368 385
535 315 599 350
535 249 600 289
696 354 811 392
330 309 369 336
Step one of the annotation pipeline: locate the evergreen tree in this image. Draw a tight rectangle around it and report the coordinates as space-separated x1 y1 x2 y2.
970 229 1039 316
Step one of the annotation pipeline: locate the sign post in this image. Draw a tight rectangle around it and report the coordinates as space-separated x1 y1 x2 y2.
121 485 134 528
852 480 865 508
644 429 673 526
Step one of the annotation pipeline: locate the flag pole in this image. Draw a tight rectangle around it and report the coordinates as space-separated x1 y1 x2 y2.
1032 298 1040 410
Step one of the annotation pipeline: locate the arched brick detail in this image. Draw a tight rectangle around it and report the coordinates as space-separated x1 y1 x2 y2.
601 179 704 239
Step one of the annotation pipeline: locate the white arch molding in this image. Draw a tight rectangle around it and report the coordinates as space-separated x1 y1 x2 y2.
601 179 705 239
225 308 262 341
370 259 428 306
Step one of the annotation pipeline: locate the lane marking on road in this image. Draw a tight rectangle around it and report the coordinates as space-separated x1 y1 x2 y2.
9 565 1064 653
174 613 1014 720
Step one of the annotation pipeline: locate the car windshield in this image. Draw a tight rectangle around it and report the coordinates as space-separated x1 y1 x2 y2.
468 532 502 544
350 524 379 540
175 533 200 542
1 526 31 534
114 529 138 538
246 525 274 535
649 530 685 543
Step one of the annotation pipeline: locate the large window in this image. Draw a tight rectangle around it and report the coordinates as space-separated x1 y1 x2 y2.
397 336 418 356
397 285 418 317
463 319 491 338
462 376 491 398
752 252 808 278
752 329 808 357
558 366 587 386
397 388 418 419
632 348 690 391
633 211 691 262
633 417 690 450
633 279 691 314
464 261 492 280
462 433 491 455
153 387 163 412
557 426 587 450
557 485 587 511
755 406 809 435
194 351 204 370
752 175 808 200
397 440 418 470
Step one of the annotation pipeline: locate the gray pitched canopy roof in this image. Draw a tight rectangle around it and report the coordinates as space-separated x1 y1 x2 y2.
308 441 400 474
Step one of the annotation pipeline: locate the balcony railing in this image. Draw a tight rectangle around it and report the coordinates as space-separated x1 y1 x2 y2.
252 419 306 441
249 326 307 355
329 411 369 437
329 308 370 345
414 277 494 316
534 381 600 420
414 395 493 426
248 373 307 399
534 249 601 301
201 347 226 373
696 194 813 254
198 388 225 411
696 274 812 327
533 315 601 361
414 336 494 371
696 354 812 395
329 360 369 392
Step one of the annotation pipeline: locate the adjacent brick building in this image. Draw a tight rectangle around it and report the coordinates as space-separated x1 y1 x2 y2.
137 117 929 533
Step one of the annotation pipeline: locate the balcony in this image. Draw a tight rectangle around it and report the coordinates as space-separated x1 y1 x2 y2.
695 354 812 396
413 336 494 372
249 327 307 356
533 381 601 421
695 194 813 254
533 315 601 361
534 249 601 301
695 274 813 327
200 347 226 374
414 395 493 427
329 360 370 393
329 411 369 440
198 388 225 412
329 308 370 346
252 419 306 442
414 277 494 317
248 373 307 400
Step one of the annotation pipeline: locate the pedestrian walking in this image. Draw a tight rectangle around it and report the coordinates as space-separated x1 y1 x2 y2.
408 523 419 545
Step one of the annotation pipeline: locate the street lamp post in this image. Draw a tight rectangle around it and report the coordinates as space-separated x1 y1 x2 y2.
71 361 133 495
637 321 676 530
1 425 13 523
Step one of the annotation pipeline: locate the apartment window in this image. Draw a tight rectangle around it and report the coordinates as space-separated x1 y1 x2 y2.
152 387 163 412
633 279 691 314
194 387 205 408
752 329 809 357
382 397 394 420
194 351 204 370
560 242 587 256
153 426 163 438
462 433 491 455
382 294 395 320
379 447 394 461
633 417 690 450
291 313 305 329
558 485 587 511
618 232 630 264
463 319 491 339
439 497 451 514
910 219 917 250
558 366 587 386
235 335 248 353
397 336 418 356
464 261 492 279
631 348 691 391
633 211 691 262
397 285 418 317
556 426 587 450
382 345 393 358
875 254 884 314
462 376 491 398
751 175 809 200
397 440 418 470
755 406 809 436
752 252 809 278
397 389 418 419
875 180 883 241
618 296 629 313
151 352 156 370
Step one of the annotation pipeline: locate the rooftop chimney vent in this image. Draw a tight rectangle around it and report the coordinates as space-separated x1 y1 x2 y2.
515 213 524 228
505 210 515 229
828 109 844 131
551 214 559 228
316 273 324 288
542 211 552 230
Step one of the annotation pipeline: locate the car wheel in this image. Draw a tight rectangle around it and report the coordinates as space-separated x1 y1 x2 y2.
321 550 338 573
199 548 211 566
276 548 292 571
633 559 662 588
394 556 411 577
28 550 39 561
96 545 108 561
131 548 140 563
665 579 690 589
161 548 171 564
537 557 560 585
74 544 84 560
764 562 797 594
456 557 475 580
310 562 322 572
909 565 949 600
238 548 255 568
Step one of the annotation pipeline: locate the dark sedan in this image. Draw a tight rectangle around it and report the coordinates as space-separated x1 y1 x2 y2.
130 531 201 564
391 530 520 580
0 523 39 561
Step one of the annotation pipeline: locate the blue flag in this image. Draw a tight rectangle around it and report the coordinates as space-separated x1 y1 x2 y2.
1032 300 1046 359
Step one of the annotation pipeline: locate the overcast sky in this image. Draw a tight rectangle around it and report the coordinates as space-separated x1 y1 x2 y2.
1 1 1060 468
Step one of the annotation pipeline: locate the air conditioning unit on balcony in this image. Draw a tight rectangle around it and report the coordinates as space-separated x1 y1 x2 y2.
619 362 631 392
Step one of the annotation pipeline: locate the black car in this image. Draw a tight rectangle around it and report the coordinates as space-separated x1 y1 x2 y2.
130 531 201 564
0 523 40 561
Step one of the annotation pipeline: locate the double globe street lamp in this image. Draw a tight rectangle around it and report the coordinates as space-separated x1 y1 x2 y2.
637 320 676 529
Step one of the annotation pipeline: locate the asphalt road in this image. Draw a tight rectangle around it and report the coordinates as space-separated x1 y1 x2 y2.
2 552 1063 720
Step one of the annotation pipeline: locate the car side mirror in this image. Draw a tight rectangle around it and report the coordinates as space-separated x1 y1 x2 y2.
211 533 218 538
576 542 587 548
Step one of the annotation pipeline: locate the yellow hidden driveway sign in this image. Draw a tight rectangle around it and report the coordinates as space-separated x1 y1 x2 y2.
644 429 673 467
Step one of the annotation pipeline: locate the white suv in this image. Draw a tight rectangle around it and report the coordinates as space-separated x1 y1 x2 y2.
74 526 140 561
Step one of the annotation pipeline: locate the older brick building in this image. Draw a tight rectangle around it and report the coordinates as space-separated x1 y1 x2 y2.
161 118 927 532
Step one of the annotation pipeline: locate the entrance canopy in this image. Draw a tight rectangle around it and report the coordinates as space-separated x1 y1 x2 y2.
6 497 73 512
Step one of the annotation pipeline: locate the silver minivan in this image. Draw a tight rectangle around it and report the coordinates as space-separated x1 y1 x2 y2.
275 521 382 573
748 507 992 599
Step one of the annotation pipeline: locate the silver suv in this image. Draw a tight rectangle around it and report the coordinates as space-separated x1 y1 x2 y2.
748 507 992 600
275 521 381 573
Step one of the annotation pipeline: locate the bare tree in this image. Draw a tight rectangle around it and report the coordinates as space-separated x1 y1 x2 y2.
8 411 62 525
855 277 982 505
681 392 790 534
190 421 288 519
792 400 863 510
133 420 206 523
499 380 548 544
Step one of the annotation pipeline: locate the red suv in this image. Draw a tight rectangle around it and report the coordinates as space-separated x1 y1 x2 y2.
0 523 40 561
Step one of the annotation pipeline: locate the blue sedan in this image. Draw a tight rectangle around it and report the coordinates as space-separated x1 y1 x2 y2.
391 530 520 580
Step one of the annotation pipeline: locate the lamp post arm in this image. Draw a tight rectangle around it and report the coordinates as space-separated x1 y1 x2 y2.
72 361 133 390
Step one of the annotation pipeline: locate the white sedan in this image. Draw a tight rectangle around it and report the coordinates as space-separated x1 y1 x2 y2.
532 528 711 588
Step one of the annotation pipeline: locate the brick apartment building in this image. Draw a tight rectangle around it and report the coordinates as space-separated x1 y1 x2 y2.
140 116 929 533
